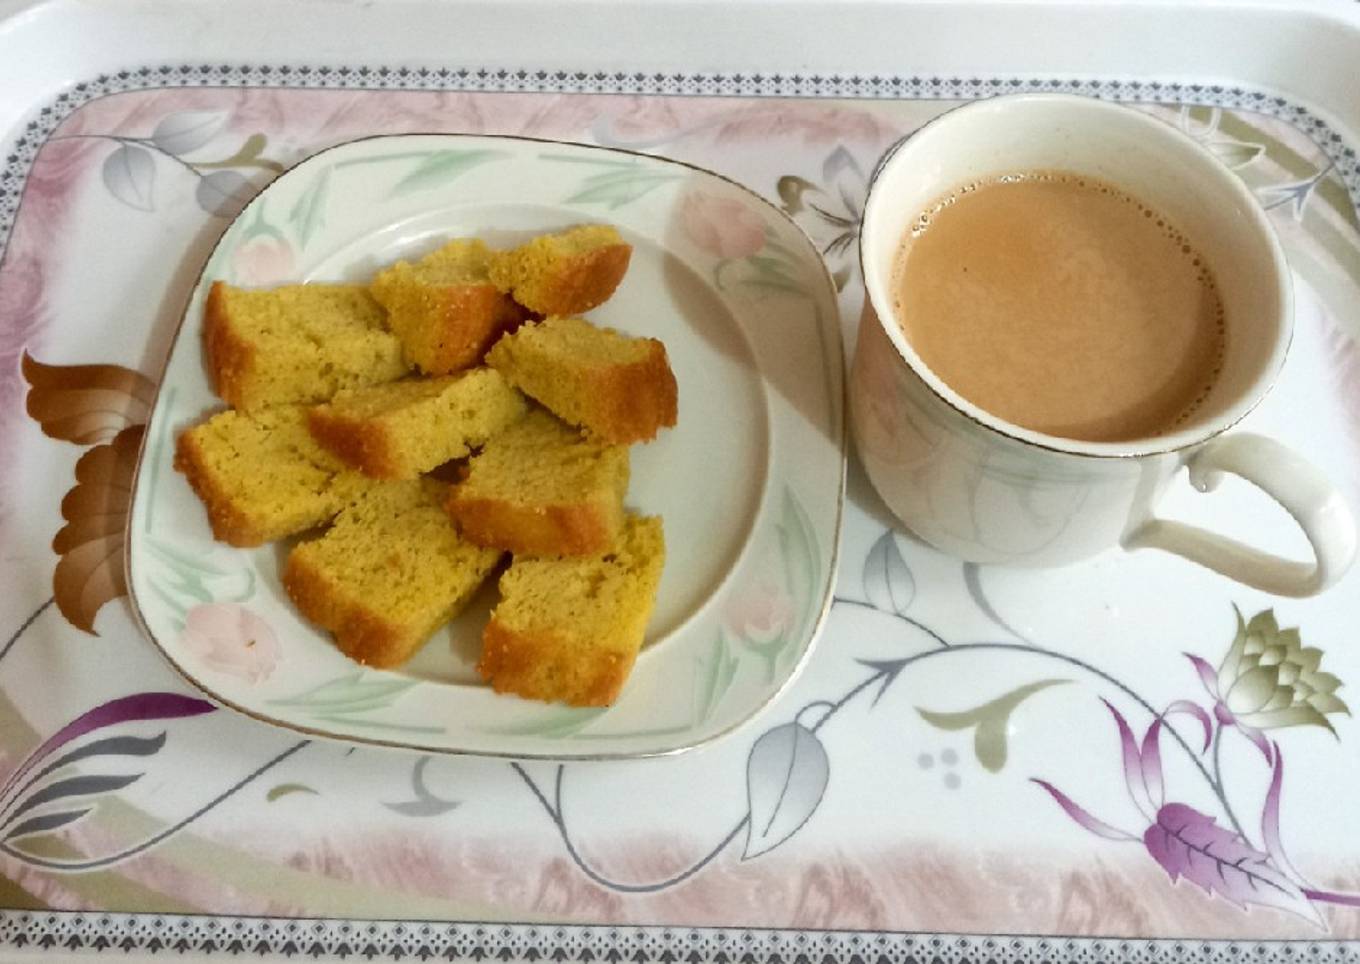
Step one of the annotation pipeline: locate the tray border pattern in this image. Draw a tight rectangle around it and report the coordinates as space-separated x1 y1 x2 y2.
4 61 1360 961
1 912 1358 962
1 65 1358 259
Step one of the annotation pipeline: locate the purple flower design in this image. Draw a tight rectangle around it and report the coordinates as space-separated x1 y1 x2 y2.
1034 607 1360 926
0 693 214 849
1034 701 1322 925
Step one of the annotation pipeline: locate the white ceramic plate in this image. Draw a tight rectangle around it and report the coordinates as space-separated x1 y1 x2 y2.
125 133 844 758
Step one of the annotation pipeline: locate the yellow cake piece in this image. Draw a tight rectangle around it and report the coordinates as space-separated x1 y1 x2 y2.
446 408 629 557
486 315 677 443
204 282 408 410
479 514 665 706
174 405 380 547
307 368 529 480
283 479 502 668
487 225 632 316
370 239 528 375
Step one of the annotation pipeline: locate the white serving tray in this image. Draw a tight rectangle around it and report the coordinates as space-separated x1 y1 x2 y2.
5 2 1360 963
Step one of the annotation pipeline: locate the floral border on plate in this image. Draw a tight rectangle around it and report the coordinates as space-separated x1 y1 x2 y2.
125 131 844 758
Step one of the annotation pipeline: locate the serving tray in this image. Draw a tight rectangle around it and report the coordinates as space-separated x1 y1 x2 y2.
4 1 1360 961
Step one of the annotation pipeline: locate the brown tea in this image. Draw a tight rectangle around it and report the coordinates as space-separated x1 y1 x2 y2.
891 171 1225 443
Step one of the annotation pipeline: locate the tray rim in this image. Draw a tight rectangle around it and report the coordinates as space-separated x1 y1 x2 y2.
2 0 1360 181
6 21 1360 962
2 70 1360 263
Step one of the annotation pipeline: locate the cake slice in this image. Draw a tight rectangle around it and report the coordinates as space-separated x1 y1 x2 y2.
479 514 665 706
174 405 380 547
204 282 408 410
487 225 632 316
446 408 629 556
307 368 528 480
485 315 677 444
370 239 528 375
283 479 502 668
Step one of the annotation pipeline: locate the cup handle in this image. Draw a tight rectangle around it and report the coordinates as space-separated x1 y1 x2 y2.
1122 433 1357 597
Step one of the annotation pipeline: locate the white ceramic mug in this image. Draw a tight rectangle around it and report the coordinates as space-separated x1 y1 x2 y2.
850 94 1357 596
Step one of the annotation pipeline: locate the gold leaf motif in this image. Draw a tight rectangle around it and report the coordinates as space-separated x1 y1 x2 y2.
22 353 155 446
917 679 1070 772
52 425 144 634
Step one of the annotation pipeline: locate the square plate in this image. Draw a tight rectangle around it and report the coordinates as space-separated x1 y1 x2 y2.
125 133 845 758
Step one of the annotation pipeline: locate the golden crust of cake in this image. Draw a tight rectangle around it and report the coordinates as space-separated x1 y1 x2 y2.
283 479 502 668
480 621 630 708
173 405 377 547
478 514 665 706
487 225 631 316
371 239 528 375
447 496 620 559
204 282 408 410
307 368 528 480
175 428 261 546
446 408 629 556
485 315 678 444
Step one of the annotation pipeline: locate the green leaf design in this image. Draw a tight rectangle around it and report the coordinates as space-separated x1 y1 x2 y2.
540 155 682 210
266 783 318 802
566 170 682 210
287 166 332 250
269 672 419 715
760 233 804 261
142 386 177 535
310 715 445 735
207 201 285 283
781 487 819 630
732 246 812 300
387 150 504 197
143 537 253 624
755 486 820 678
917 679 1070 772
147 539 229 577
747 254 795 278
475 706 608 738
738 277 810 298
539 154 638 169
694 631 741 724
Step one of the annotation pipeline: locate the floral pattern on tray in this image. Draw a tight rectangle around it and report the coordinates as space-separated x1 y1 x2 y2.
3 74 1360 952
